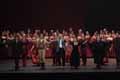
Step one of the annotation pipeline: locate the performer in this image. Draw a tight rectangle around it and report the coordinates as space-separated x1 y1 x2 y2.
49 32 57 66
1 32 8 59
12 33 23 71
21 34 28 67
85 31 92 58
110 30 116 58
64 32 72 63
31 33 39 65
77 29 83 58
80 33 88 66
113 32 120 68
70 36 80 69
7 33 14 59
92 35 106 69
36 33 47 69
56 33 65 66
26 33 33 58
44 32 50 58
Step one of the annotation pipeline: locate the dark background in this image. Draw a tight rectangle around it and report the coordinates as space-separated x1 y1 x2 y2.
0 0 120 32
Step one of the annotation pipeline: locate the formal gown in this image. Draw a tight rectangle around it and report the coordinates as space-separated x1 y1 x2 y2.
31 39 39 64
70 41 80 68
65 41 72 63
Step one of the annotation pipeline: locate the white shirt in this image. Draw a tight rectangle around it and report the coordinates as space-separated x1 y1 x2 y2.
59 39 63 48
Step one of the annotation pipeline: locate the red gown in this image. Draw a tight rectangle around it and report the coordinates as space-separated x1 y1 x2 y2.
45 36 52 58
77 36 82 57
27 37 33 58
31 39 39 64
85 36 92 58
64 36 72 62
48 35 55 58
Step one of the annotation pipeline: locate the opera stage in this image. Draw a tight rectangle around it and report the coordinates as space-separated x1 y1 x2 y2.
0 58 119 73
0 58 120 79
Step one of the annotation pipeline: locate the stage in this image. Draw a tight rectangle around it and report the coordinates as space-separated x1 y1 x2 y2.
0 58 120 79
0 58 119 73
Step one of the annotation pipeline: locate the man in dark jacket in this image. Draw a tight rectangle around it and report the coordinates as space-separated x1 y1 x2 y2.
12 34 23 71
91 36 106 69
56 34 65 66
113 32 120 68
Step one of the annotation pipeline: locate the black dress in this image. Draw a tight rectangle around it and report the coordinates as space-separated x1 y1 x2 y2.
70 41 80 68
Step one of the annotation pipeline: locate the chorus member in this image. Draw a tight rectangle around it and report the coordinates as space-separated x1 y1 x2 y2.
12 34 23 71
113 32 120 68
21 34 28 67
36 33 47 69
49 32 57 66
44 32 50 58
64 32 72 63
1 31 8 59
92 35 106 69
7 33 14 58
70 36 80 69
80 32 88 66
26 33 33 58
31 33 39 65
56 33 65 66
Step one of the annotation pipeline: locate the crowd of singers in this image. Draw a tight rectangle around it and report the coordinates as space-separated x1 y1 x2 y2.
0 27 120 71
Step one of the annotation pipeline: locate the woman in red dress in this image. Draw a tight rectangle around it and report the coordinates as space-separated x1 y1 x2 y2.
77 29 83 58
110 30 116 58
30 33 39 65
26 33 33 58
49 32 57 65
44 32 51 58
64 32 72 63
21 33 28 67
85 31 92 58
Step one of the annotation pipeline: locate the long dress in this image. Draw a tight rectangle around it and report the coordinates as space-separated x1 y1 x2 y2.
31 39 39 64
64 35 72 63
70 41 80 68
21 38 28 67
27 37 33 58
65 41 72 63
44 36 51 58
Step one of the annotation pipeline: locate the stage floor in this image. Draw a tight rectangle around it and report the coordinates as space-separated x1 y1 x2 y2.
0 58 119 73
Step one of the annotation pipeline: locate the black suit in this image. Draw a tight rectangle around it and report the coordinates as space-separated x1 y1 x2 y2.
12 39 23 70
91 40 106 68
113 37 120 67
56 39 65 66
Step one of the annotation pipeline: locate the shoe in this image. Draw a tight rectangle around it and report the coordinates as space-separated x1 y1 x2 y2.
37 64 40 66
96 65 101 69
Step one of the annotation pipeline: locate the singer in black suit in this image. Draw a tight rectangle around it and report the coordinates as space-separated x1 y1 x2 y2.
12 35 23 71
56 34 65 66
113 33 120 68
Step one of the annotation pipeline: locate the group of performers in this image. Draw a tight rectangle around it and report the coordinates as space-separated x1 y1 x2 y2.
0 27 120 70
